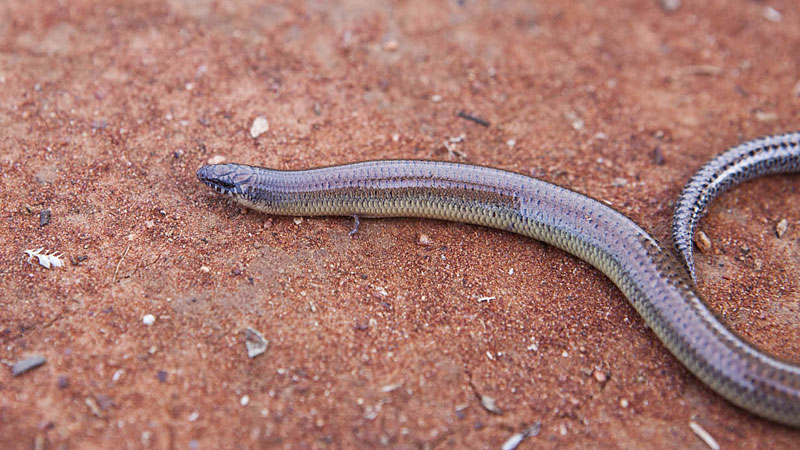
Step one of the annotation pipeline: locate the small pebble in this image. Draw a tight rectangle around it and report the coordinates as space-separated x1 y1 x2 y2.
611 178 628 187
245 327 269 358
659 0 681 12
383 40 398 51
754 111 778 122
240 395 250 406
142 314 155 326
652 146 665 165
430 94 442 102
593 370 607 383
12 355 47 376
417 233 432 246
762 6 782 23
776 218 789 238
207 155 226 164
39 209 51 227
96 394 114 411
479 394 503 415
619 398 629 408
562 111 584 131
250 116 269 138
694 230 712 254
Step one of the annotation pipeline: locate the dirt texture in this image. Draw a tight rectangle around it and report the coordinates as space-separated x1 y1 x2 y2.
2 0 800 448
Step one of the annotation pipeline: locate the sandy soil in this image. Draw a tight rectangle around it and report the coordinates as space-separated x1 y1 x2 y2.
2 0 800 448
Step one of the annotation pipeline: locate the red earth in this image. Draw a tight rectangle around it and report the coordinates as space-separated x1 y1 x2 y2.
2 0 800 448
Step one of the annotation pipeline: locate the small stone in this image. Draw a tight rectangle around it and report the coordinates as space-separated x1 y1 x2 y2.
240 395 250 406
39 209 51 227
199 266 211 273
479 394 503 415
754 111 778 122
611 177 628 187
652 146 665 165
417 233 432 246
245 327 269 358
593 370 607 383
383 40 398 51
659 0 680 12
12 355 47 376
142 314 155 326
506 139 516 148
207 155 226 164
157 370 168 382
694 230 712 254
562 111 584 131
776 218 789 238
96 394 114 411
250 116 270 138
762 6 782 23
430 94 442 102
619 398 629 408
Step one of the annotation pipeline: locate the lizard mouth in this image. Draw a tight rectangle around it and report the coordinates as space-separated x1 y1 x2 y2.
197 165 240 196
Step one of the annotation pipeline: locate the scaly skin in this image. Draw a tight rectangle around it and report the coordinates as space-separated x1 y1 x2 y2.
197 138 800 427
673 131 800 281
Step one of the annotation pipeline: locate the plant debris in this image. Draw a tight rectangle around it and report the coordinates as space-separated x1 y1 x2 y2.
24 248 65 269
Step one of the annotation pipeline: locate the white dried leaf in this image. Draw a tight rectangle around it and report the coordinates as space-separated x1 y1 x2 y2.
24 247 65 269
